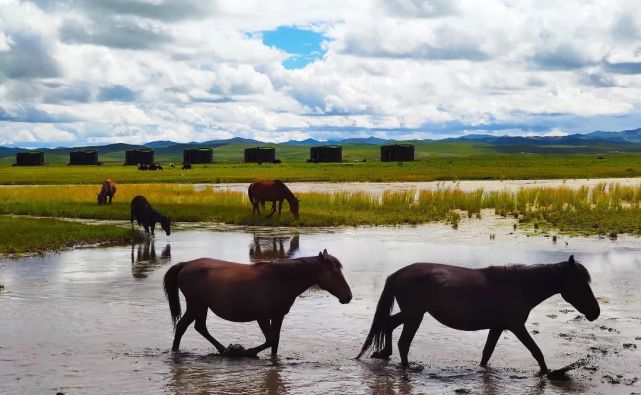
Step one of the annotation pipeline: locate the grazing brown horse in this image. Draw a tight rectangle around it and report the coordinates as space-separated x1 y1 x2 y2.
248 180 299 219
357 255 599 373
97 179 117 204
163 249 352 356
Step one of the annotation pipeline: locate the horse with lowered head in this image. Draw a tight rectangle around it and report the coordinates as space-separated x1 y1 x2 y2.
130 195 171 236
248 180 299 219
163 249 352 357
357 255 599 373
97 179 117 205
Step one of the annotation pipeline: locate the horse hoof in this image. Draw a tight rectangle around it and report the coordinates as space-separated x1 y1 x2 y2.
370 351 391 360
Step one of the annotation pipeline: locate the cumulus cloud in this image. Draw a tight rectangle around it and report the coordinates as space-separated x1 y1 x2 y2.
1 0 641 147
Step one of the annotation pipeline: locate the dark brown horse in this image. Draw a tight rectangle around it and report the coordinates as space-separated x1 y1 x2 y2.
130 196 171 236
97 179 117 205
357 255 599 373
248 180 299 219
163 249 352 356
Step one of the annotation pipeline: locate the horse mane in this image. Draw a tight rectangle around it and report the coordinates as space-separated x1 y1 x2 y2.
252 254 341 269
487 259 591 283
274 180 297 201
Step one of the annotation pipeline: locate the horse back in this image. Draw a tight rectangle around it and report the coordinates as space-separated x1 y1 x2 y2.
249 180 292 200
130 196 154 222
100 179 116 195
177 258 279 321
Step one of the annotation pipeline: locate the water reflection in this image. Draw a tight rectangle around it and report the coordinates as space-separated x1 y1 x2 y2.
366 369 413 394
166 354 287 394
130 239 171 279
249 234 299 262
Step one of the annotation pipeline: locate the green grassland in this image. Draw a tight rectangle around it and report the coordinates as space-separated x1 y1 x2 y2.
0 216 141 255
2 140 641 184
1 183 641 237
1 152 641 185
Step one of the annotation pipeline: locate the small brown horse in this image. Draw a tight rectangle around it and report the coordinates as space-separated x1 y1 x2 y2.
163 249 352 356
357 255 599 373
248 180 299 219
97 179 117 204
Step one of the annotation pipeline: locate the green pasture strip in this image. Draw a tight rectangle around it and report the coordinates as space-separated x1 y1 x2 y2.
0 216 141 255
1 154 641 184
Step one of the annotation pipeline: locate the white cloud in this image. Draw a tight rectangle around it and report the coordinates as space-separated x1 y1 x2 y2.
1 0 641 147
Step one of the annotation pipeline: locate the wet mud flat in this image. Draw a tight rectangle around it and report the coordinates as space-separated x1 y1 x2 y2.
1 225 640 394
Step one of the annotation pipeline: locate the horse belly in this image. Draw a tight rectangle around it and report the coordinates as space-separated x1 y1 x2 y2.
202 281 271 323
423 291 503 331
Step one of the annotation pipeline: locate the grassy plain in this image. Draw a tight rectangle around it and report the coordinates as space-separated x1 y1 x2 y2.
1 154 641 184
1 183 641 236
0 216 141 255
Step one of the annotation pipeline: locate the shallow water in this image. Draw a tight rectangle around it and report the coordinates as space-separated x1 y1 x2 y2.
1 224 640 394
207 177 641 195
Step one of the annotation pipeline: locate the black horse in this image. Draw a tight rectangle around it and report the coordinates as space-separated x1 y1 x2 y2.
130 196 171 236
357 255 599 373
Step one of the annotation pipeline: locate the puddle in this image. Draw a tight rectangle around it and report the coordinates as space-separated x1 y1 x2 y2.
1 225 640 394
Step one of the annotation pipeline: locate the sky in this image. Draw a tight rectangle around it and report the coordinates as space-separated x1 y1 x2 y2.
1 0 641 147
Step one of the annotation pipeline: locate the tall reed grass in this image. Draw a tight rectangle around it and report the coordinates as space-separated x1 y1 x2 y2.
2 183 641 234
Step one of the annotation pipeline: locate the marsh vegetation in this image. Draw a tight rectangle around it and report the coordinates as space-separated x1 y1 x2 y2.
0 216 141 255
1 182 640 237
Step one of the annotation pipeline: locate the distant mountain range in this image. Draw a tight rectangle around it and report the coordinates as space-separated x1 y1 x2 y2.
2 128 641 157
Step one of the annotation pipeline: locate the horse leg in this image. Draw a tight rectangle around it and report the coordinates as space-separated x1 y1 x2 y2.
130 211 135 230
143 224 150 235
278 200 283 216
480 328 502 367
510 325 548 373
270 315 284 357
108 195 113 204
398 313 423 367
193 305 226 354
245 318 273 356
172 308 195 351
150 222 156 237
371 312 404 359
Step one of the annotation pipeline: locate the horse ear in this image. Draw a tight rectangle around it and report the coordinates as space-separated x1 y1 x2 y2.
568 255 575 265
323 249 328 257
318 252 323 259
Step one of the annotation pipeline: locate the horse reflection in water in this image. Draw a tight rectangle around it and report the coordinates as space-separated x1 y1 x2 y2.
131 239 171 279
167 354 286 395
249 234 299 262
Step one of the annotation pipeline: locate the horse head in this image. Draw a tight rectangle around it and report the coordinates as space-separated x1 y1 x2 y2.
316 249 351 304
161 216 171 236
560 255 600 321
97 192 105 205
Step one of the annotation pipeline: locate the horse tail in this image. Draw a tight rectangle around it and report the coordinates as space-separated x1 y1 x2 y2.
163 261 187 329
356 271 399 359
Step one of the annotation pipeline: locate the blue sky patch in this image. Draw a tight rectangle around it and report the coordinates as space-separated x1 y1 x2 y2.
262 26 327 69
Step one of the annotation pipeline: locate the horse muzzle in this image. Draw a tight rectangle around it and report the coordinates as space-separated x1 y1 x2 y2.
339 295 352 304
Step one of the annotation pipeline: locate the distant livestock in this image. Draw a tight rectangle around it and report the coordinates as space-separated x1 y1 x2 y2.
182 163 192 170
130 196 171 236
138 163 163 171
97 179 117 205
